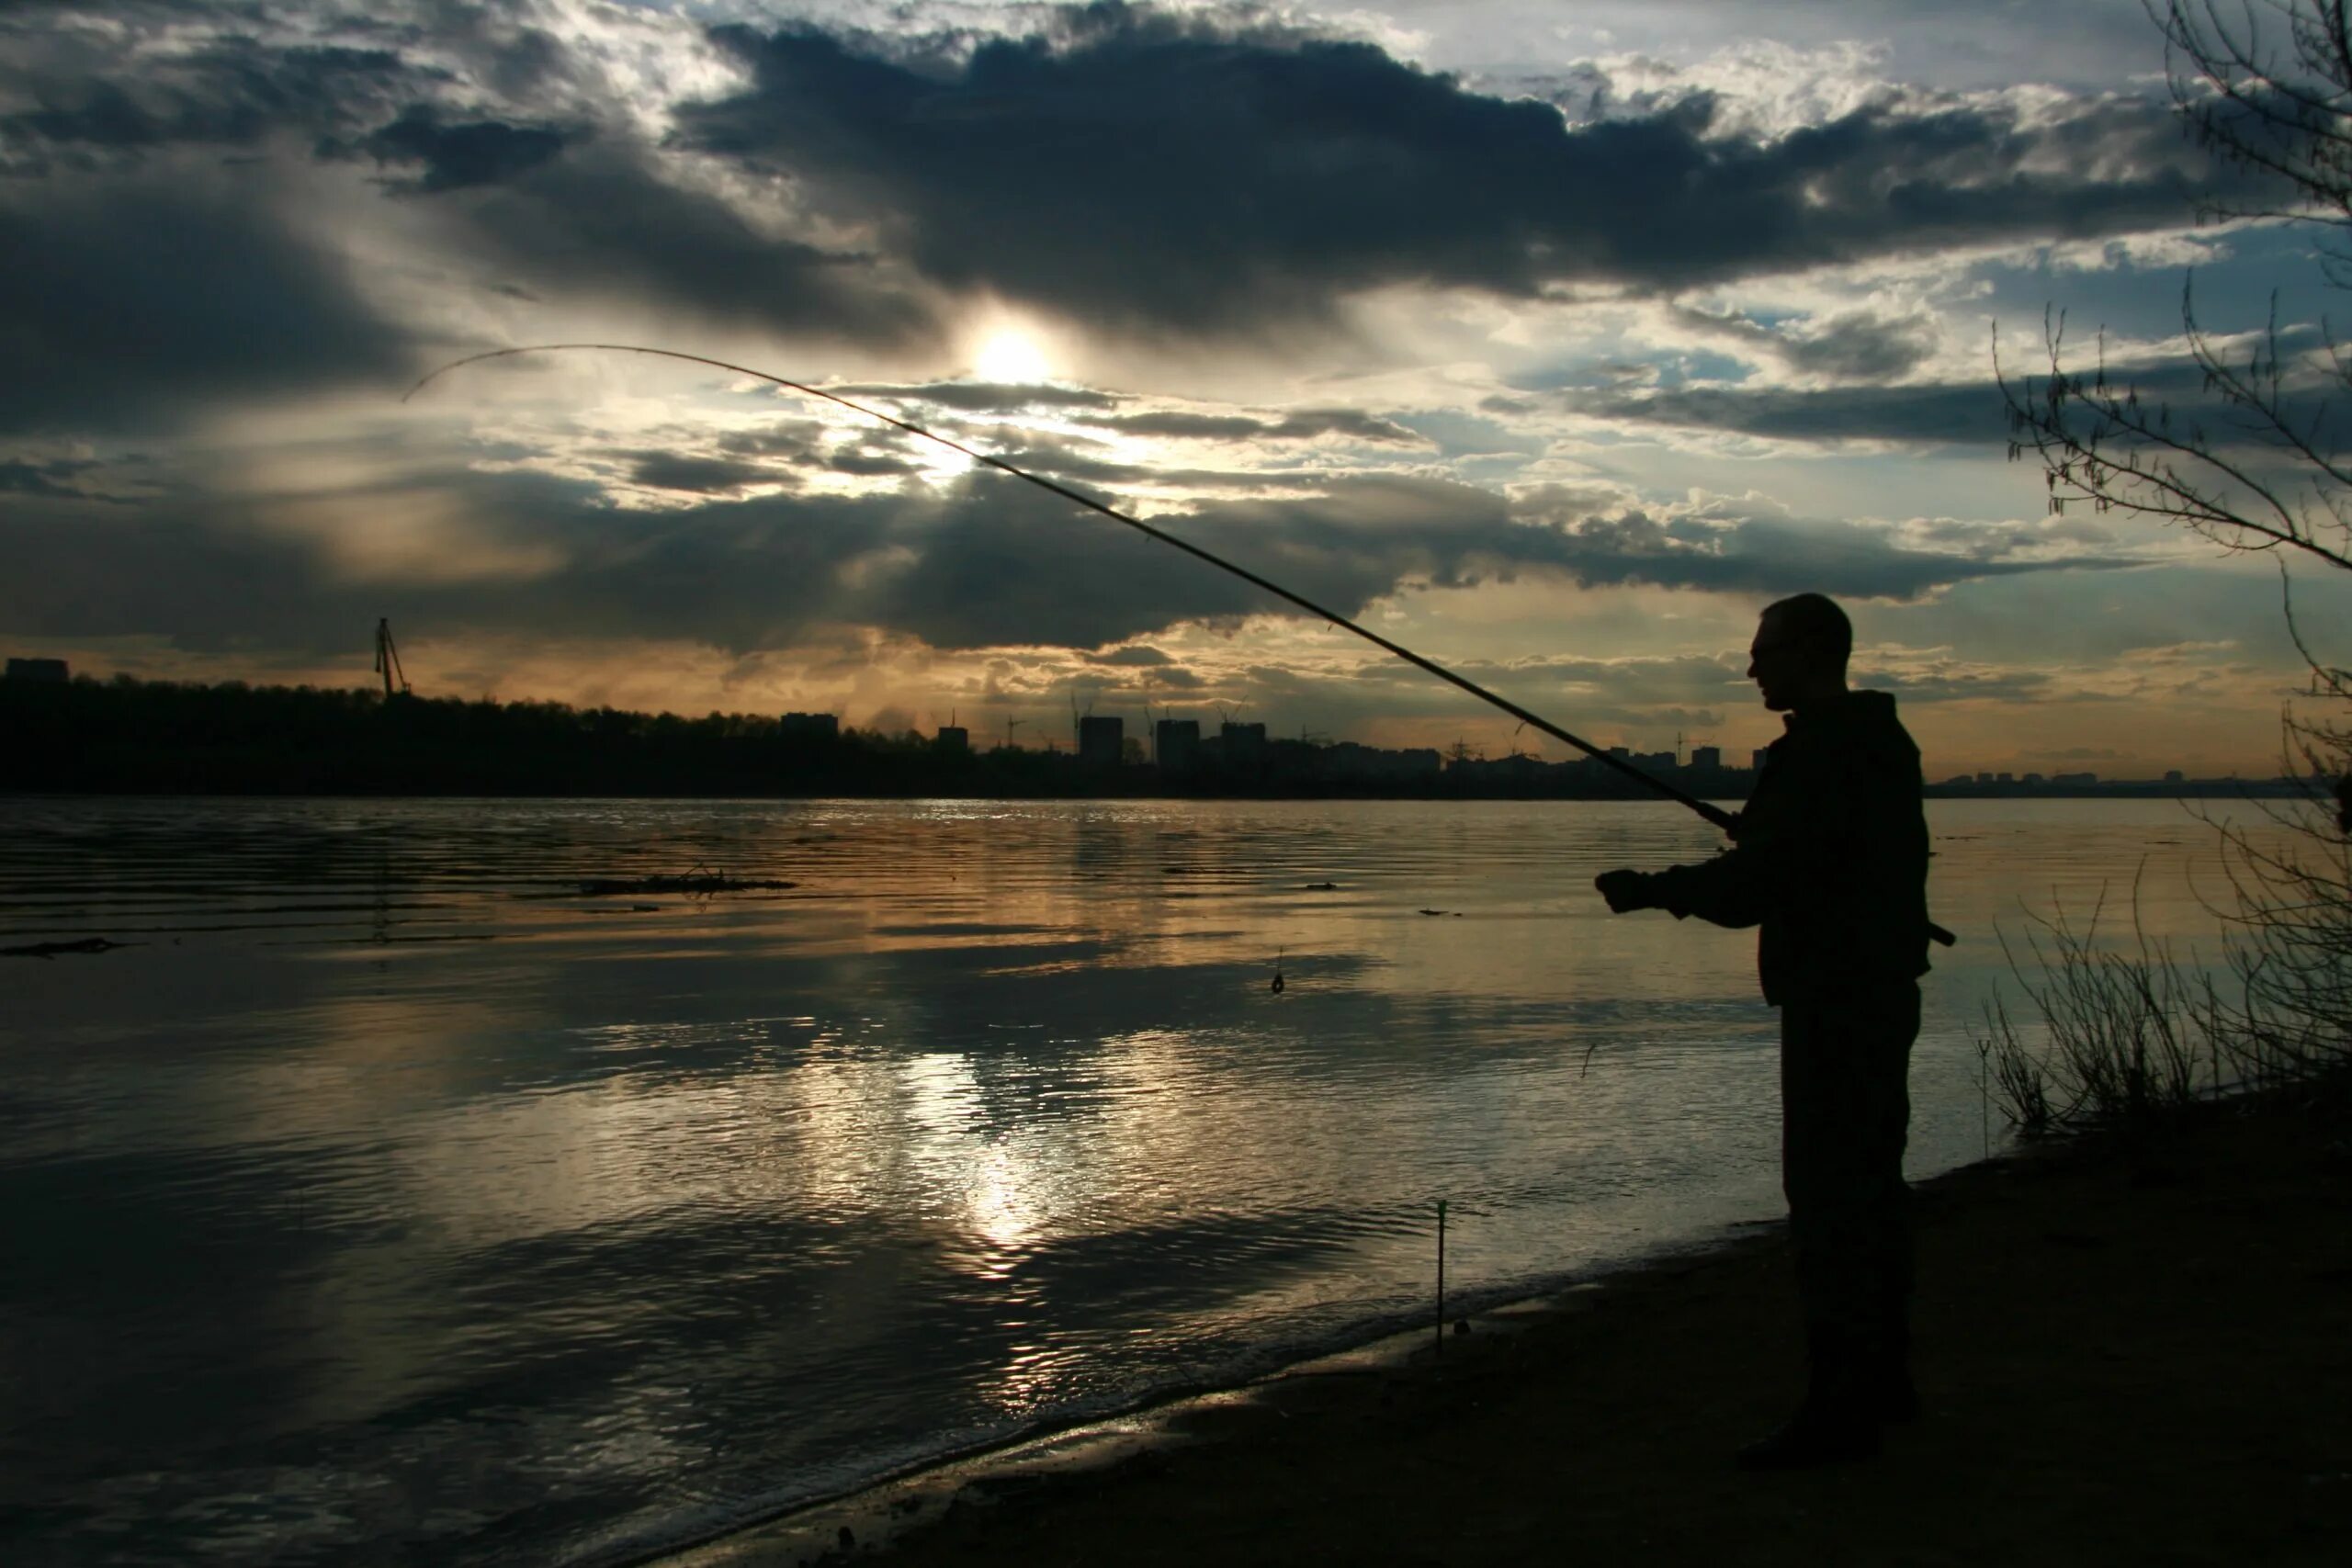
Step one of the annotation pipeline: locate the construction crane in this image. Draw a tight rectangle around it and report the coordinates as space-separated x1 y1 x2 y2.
373 618 411 699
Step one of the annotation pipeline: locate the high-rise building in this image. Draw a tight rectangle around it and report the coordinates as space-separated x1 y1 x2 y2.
5 658 67 682
1155 718 1202 772
1690 745 1722 771
1219 721 1267 765
1079 715 1125 767
933 726 969 753
780 712 839 740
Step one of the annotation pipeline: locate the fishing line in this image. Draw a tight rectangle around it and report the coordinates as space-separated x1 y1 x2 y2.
405 342 1738 829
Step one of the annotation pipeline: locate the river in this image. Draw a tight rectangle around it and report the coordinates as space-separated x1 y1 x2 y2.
0 795 2277 1565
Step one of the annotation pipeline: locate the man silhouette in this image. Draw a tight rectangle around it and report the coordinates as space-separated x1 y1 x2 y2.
1596 592 1931 1469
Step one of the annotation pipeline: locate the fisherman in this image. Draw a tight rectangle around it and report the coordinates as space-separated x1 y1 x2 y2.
1595 592 1930 1469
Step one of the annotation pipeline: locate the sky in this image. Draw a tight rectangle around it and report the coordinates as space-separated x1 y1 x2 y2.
6 0 2349 778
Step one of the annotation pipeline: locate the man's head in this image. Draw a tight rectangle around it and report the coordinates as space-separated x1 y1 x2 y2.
1747 593 1851 712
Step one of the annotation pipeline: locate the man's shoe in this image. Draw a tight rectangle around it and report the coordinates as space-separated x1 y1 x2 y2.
1739 1324 1884 1469
1736 1404 1883 1470
1873 1361 1920 1425
1873 1319 1919 1423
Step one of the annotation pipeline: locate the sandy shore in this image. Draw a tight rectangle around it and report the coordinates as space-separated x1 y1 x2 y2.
666 1097 2352 1568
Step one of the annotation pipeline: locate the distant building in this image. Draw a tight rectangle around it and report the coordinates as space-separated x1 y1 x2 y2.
2165 770 2185 784
1976 772 1996 784
780 712 839 740
1079 715 1125 768
5 657 67 682
1690 745 1722 771
1751 748 1770 773
1220 721 1267 766
1155 718 1201 772
1636 750 1676 773
1996 772 2013 784
933 725 969 753
2023 772 2045 785
2053 771 2098 785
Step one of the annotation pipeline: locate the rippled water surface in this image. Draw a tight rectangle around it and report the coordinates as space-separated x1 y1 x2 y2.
0 795 2284 1565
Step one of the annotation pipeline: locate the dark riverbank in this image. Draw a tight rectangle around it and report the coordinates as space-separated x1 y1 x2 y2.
671 1094 2352 1568
0 674 2300 800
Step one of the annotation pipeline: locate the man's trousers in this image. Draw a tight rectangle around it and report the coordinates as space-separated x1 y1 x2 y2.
1779 979 1919 1345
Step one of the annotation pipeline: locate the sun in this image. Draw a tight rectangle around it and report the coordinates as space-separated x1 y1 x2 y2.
972 330 1052 383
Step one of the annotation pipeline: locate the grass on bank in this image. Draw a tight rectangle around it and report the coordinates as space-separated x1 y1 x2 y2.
1979 789 2352 1141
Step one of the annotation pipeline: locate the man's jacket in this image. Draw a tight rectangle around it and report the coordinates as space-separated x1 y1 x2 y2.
1650 689 1931 1007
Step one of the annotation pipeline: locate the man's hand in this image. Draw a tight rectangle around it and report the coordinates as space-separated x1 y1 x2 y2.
1595 869 1656 913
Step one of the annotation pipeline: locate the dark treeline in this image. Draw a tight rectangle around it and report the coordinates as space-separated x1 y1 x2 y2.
0 675 1710 799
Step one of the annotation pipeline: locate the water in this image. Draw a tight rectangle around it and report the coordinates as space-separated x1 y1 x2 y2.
0 796 2278 1565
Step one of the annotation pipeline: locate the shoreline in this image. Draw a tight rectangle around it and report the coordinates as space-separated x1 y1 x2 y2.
658 1098 2352 1567
593 1226 1750 1568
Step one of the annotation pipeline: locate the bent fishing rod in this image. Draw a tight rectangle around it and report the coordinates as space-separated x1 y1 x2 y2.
404 343 1720 832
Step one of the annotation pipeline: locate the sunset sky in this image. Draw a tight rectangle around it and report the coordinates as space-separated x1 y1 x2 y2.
6 0 2349 778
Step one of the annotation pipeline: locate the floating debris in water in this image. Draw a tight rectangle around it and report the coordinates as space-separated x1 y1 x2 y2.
1271 948 1286 993
574 874 796 897
1418 908 1463 918
1303 881 1340 890
3 937 130 959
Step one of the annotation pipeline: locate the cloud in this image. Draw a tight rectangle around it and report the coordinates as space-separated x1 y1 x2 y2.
1669 302 1942 381
1099 408 1428 444
0 457 113 501
626 453 786 493
1504 486 2143 600
1545 324 2352 451
0 168 410 435
0 4 933 389
0 30 419 172
836 380 1128 412
676 5 2251 333
1082 644 1176 666
350 106 574 193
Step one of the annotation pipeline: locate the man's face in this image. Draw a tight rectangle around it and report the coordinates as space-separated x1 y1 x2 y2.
1746 613 1810 712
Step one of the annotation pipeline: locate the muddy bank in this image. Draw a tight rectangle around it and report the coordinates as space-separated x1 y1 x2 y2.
668 1097 2352 1568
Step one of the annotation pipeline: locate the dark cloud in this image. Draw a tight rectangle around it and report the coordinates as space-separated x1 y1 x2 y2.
984 438 1343 492
677 5 2250 333
1083 644 1174 666
1099 408 1428 444
1268 409 1429 443
827 450 924 478
1861 667 2061 705
351 105 572 192
1670 303 1941 382
1552 333 2349 449
0 457 102 500
837 381 1127 412
2 457 2150 660
1564 380 2012 444
627 453 786 493
0 171 410 435
0 32 418 172
0 6 932 372
398 138 932 342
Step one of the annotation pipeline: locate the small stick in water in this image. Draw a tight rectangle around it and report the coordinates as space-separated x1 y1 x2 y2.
1435 1199 1447 1360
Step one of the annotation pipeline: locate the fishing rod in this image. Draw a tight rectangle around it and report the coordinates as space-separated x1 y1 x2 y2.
405 342 1737 828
